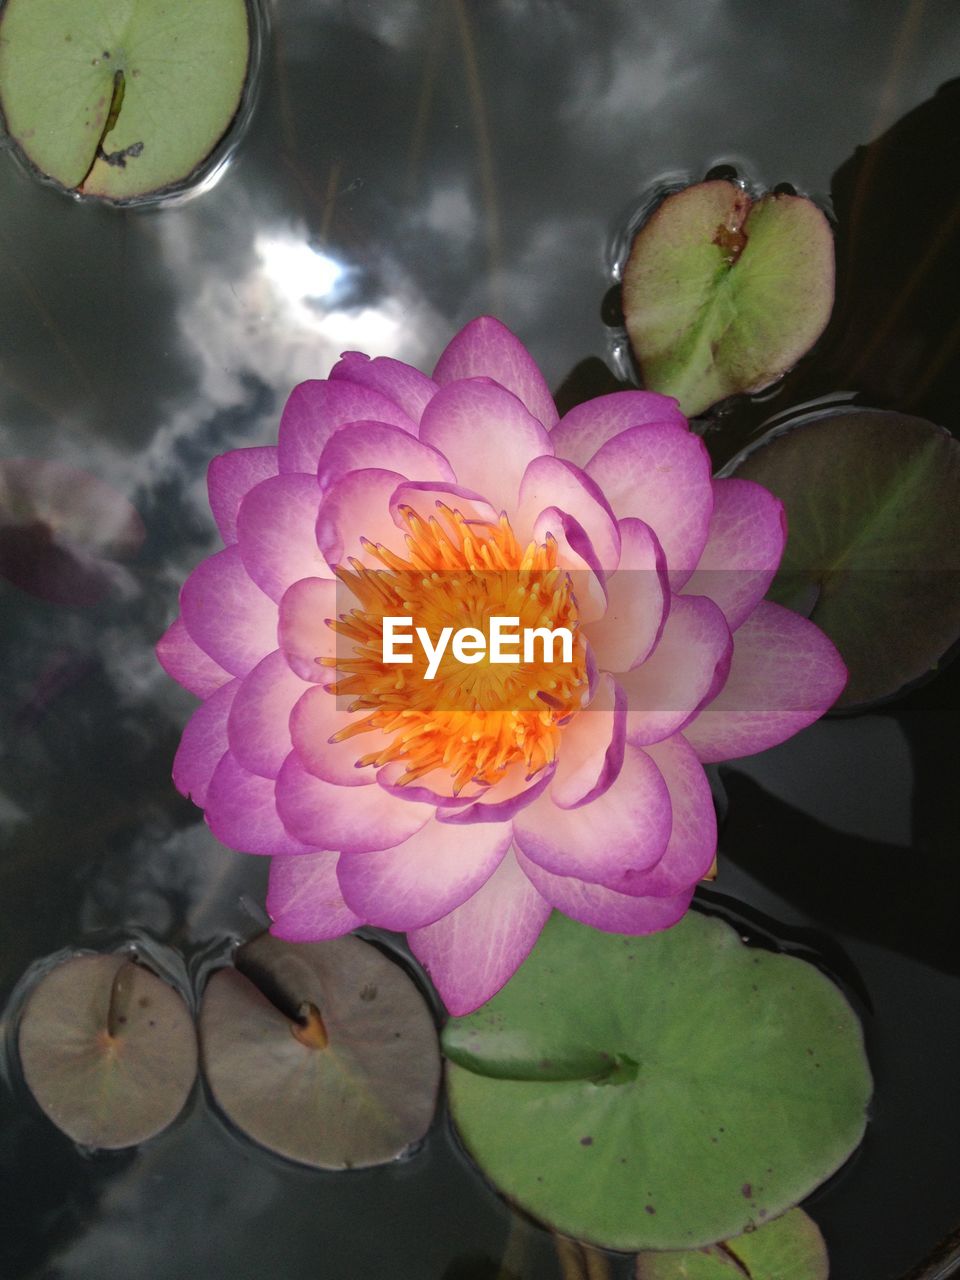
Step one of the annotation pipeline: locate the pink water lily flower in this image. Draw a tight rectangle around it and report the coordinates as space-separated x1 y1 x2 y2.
158 317 845 1014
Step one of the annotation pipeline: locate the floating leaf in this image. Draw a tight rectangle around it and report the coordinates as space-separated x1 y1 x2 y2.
199 933 440 1169
443 912 870 1251
0 0 250 201
635 1208 829 1279
732 409 960 706
622 181 834 416
0 458 144 605
18 953 197 1148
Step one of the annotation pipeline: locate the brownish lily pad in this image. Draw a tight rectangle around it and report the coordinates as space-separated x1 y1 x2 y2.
18 953 197 1148
623 180 834 416
198 933 440 1169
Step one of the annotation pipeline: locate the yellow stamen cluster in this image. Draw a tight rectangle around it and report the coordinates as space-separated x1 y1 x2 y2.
322 502 588 794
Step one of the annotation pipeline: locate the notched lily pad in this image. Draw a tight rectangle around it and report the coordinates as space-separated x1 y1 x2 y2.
635 1208 829 1279
17 953 197 1148
623 180 834 416
0 0 250 201
198 932 440 1169
733 409 960 706
443 912 871 1251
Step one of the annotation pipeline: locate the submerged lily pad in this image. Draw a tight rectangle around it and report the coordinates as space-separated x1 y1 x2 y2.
18 953 197 1148
0 458 144 605
622 181 834 416
199 933 440 1169
733 409 960 706
443 912 871 1251
635 1208 828 1279
0 0 249 200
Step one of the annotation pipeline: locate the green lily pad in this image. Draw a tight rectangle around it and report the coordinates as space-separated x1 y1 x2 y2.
443 912 871 1252
0 0 249 200
733 409 960 707
635 1209 829 1279
622 181 834 416
18 953 197 1148
198 933 441 1169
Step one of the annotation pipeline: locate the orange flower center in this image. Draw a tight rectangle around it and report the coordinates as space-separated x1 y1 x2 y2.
323 502 589 793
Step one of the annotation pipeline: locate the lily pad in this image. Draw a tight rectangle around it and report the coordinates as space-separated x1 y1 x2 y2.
732 409 960 706
17 953 197 1148
0 0 250 201
635 1208 828 1279
443 912 871 1251
198 932 440 1169
622 181 834 416
0 458 144 605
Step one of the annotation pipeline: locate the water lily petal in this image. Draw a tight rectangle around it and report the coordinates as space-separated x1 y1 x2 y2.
156 617 232 697
267 852 362 940
515 456 620 565
227 650 307 779
584 518 668 673
516 851 695 934
290 682 374 787
418 379 554 515
207 446 279 545
603 733 717 897
408 849 552 1015
173 677 238 806
317 421 454 492
180 546 278 678
277 380 417 474
275 752 433 853
376 762 484 806
551 390 687 468
514 742 671 884
277 577 337 683
683 601 847 762
316 468 410 566
437 762 555 825
682 478 787 630
237 473 328 602
531 507 607 623
622 594 732 746
388 479 500 530
585 422 714 586
329 352 439 423
206 752 316 855
550 673 626 809
432 315 559 429
337 818 512 931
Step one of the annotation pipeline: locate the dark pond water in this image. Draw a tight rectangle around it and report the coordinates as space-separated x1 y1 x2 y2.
1 2 959 1277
